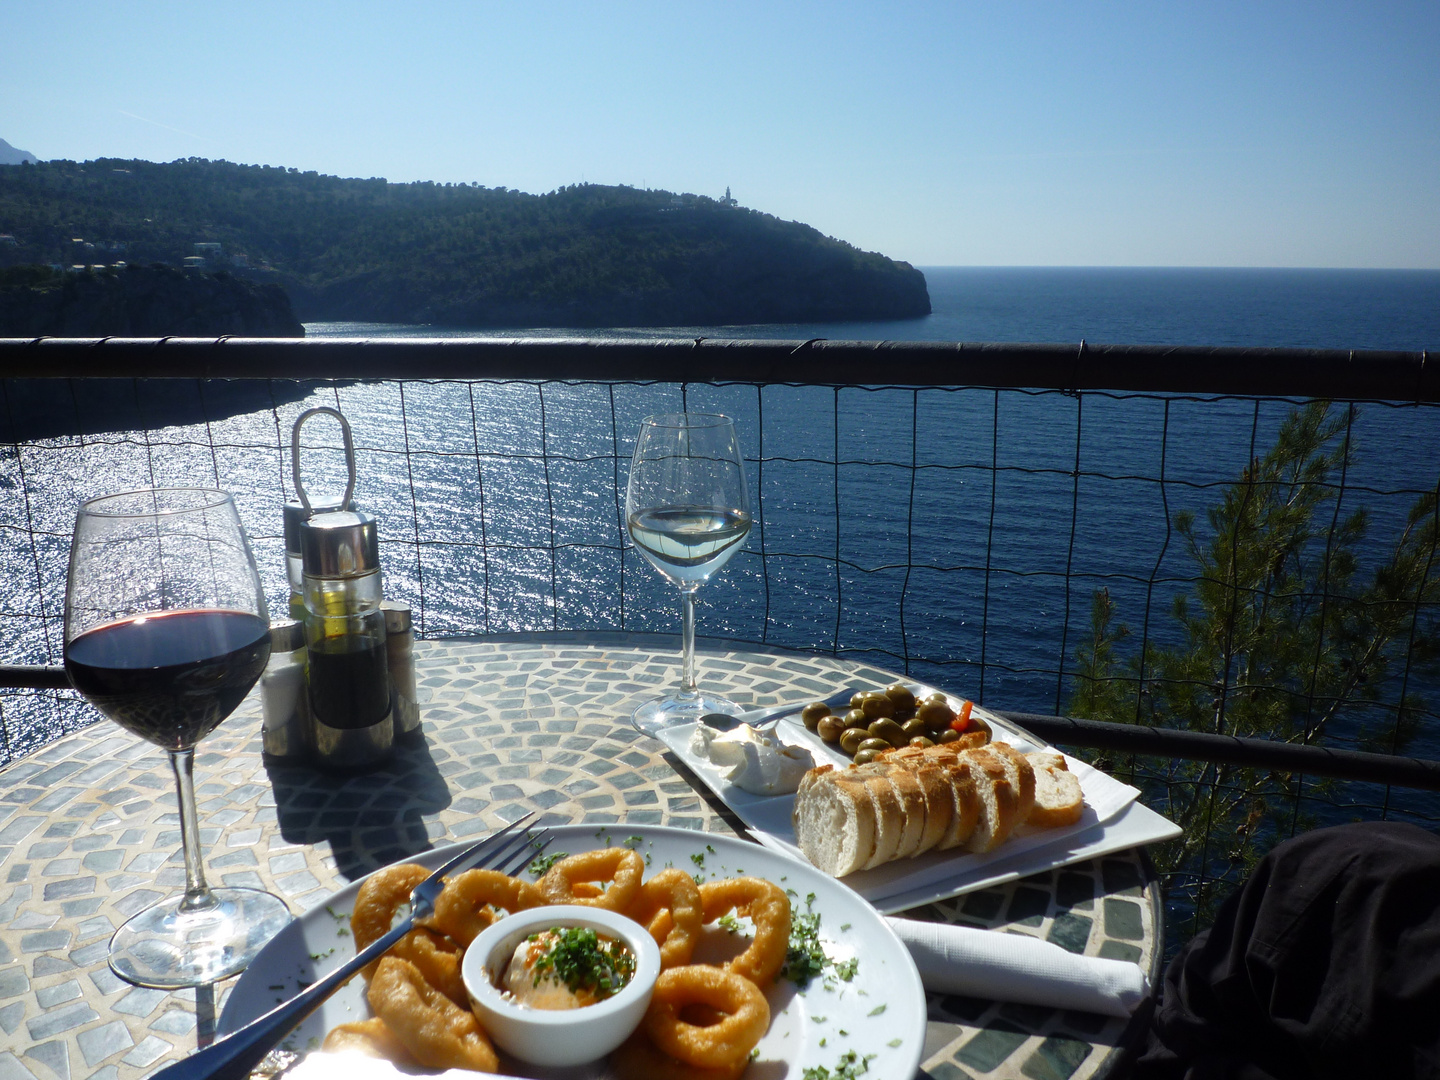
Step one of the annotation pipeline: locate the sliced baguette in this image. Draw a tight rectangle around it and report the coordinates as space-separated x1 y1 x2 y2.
1025 751 1085 827
855 762 929 860
791 766 877 877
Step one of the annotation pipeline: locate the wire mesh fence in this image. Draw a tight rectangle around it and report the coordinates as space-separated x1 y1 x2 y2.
2 338 1437 938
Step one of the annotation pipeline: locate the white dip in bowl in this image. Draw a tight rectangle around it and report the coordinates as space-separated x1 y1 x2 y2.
461 904 661 1068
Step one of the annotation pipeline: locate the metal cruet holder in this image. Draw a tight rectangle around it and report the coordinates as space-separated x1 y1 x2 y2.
264 406 422 769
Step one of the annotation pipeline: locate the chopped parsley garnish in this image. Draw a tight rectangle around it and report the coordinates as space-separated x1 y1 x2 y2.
867 1004 886 1016
717 913 743 934
690 852 706 867
834 957 859 981
622 835 644 850
782 892 828 986
527 851 569 877
803 1050 876 1079
526 927 635 999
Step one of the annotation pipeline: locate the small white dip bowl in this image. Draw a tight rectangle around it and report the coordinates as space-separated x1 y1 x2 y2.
461 904 661 1068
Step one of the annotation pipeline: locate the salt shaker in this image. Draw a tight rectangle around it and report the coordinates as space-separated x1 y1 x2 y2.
382 600 421 741
260 619 308 759
301 510 393 771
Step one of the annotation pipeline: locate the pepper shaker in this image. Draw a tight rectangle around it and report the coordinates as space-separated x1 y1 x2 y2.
382 600 421 741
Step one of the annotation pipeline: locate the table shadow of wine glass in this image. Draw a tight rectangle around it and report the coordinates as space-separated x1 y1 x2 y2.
265 736 453 881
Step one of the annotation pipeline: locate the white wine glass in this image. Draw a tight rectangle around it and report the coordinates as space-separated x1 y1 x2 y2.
63 487 293 987
625 413 752 734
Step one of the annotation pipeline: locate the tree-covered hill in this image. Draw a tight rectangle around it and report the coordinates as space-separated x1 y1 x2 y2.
0 158 930 326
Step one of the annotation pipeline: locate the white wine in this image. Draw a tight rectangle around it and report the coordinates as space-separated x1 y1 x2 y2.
628 506 752 583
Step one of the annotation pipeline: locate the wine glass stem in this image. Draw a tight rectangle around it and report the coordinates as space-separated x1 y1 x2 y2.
168 748 216 914
679 584 699 697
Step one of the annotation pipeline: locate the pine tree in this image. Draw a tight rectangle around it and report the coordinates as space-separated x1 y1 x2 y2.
1070 401 1440 928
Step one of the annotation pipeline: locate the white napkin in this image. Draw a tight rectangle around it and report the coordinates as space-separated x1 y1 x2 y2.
886 916 1150 1018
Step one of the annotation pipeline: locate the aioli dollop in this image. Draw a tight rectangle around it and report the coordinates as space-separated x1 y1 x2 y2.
499 926 634 1010
689 723 816 795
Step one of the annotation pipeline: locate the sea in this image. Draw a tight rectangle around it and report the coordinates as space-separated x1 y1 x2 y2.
4 266 1440 821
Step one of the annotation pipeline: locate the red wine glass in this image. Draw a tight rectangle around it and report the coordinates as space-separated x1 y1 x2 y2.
63 488 292 987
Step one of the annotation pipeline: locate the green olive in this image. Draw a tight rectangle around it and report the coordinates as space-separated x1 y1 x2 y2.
867 718 907 747
853 748 882 765
817 716 846 743
939 728 961 744
801 702 831 731
908 736 936 748
885 683 917 713
843 708 870 730
857 737 892 755
917 701 955 732
839 728 869 755
922 692 950 708
850 691 868 710
860 692 895 720
900 717 929 740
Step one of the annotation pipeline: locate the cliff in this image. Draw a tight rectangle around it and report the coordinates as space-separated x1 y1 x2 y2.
0 264 305 337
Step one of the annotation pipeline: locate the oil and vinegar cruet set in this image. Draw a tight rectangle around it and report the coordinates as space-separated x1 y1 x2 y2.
261 407 419 772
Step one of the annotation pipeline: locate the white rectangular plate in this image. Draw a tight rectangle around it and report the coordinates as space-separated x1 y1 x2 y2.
656 690 1181 913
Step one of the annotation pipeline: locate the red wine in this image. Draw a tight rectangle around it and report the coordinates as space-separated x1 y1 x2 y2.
65 609 271 750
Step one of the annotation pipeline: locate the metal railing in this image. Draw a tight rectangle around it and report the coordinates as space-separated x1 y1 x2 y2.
3 336 1437 934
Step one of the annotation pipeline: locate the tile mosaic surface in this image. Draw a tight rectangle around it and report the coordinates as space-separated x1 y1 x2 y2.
0 633 1162 1080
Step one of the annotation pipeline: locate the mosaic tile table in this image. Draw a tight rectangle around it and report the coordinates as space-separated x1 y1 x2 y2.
0 633 1163 1080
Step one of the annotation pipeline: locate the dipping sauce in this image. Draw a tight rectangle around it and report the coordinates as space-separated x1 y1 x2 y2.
500 926 636 1010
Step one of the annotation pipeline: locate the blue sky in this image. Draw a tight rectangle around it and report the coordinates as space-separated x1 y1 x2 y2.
3 1 1437 268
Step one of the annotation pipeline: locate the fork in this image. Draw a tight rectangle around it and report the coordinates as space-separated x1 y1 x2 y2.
154 813 552 1080
700 686 858 732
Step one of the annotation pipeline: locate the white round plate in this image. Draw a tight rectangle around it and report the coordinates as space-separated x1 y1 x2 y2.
219 822 927 1079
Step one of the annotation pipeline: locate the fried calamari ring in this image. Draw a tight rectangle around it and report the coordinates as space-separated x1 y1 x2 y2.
321 1017 417 1066
351 863 430 978
642 964 770 1069
538 847 644 911
698 876 792 986
625 867 704 969
386 927 466 1005
352 863 429 950
610 1029 748 1080
368 957 499 1074
427 867 541 947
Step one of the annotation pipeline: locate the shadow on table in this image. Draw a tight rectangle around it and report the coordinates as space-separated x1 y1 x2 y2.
265 734 453 881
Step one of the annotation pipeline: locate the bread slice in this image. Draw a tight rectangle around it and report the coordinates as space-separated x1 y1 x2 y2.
960 747 1021 853
934 759 980 850
859 772 908 870
908 763 956 855
1025 751 1085 827
792 766 877 877
988 742 1037 826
